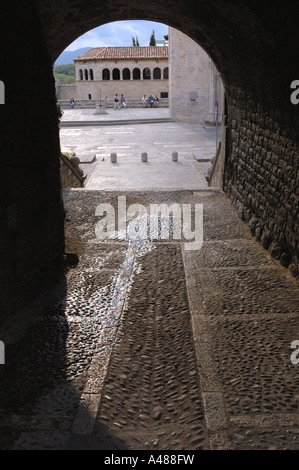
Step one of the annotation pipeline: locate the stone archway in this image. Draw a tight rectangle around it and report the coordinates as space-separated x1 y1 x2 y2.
1 0 298 317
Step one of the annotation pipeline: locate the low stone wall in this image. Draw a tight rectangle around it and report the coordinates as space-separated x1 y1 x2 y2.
58 98 169 109
60 154 86 189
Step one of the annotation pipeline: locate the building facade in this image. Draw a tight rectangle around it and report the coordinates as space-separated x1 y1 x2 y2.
56 30 223 124
73 46 169 102
169 27 223 123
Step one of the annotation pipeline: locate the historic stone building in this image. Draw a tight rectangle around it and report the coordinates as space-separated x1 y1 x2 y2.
169 27 223 123
72 46 169 101
57 29 223 124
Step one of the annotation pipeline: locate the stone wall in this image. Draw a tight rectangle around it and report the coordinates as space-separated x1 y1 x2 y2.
224 91 298 278
57 84 77 100
169 28 223 124
60 154 86 189
0 0 65 319
74 79 169 101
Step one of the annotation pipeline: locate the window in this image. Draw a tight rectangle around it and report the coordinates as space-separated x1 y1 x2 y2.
89 69 94 80
122 68 131 80
153 67 161 79
84 69 88 80
160 92 168 98
79 69 83 81
102 69 110 81
163 67 169 80
133 68 140 80
143 67 151 80
113 68 120 80
88 94 92 100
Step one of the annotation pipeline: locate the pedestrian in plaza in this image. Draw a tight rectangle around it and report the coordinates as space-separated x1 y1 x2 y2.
142 95 147 108
70 97 75 109
120 94 127 109
154 95 159 107
149 94 154 108
114 94 119 110
104 96 108 110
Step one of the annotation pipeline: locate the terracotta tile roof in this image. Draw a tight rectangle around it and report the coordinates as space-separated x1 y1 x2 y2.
74 46 168 61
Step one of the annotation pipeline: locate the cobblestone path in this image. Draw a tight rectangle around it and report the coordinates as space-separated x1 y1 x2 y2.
0 190 298 450
93 245 208 450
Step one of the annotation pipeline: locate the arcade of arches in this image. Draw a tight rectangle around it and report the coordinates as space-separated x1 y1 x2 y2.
1 0 298 318
77 66 169 81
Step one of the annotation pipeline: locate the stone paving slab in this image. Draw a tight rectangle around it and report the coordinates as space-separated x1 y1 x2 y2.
59 120 218 190
61 107 171 122
87 160 210 191
181 190 299 450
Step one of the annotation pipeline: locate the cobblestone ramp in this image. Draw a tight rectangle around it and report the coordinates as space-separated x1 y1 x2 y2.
91 245 209 450
1 190 298 450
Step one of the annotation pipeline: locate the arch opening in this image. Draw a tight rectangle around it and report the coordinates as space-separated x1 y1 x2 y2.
153 67 161 80
102 68 110 80
122 68 131 80
57 21 224 194
112 68 121 80
133 68 141 80
143 67 151 80
2 2 298 326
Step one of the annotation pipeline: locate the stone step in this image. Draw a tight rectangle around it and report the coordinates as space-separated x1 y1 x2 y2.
60 117 173 127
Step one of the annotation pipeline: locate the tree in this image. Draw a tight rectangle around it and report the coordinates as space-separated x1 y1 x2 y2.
53 64 76 84
149 30 156 46
54 64 76 76
132 36 140 47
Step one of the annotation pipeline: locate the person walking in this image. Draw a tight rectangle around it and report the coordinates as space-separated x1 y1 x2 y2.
114 94 119 110
104 96 108 110
70 97 75 109
120 94 127 109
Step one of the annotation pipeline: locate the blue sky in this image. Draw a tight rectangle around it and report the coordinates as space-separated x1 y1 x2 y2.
66 20 169 51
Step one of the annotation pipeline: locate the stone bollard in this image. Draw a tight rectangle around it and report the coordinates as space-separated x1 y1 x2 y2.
172 152 178 162
111 153 117 163
141 152 148 162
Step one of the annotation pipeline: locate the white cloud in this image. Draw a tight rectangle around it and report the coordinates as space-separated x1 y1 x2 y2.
66 20 168 51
